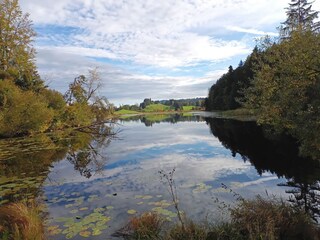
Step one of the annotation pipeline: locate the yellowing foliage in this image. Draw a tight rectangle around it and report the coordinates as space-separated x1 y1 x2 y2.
0 80 54 137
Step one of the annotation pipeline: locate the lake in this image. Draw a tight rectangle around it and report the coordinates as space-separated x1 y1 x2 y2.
0 113 319 239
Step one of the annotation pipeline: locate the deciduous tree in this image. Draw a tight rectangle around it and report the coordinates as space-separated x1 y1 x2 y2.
0 0 43 90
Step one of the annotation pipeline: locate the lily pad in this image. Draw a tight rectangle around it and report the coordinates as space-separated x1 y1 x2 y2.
79 231 91 237
47 225 62 235
148 200 172 208
134 195 153 200
127 209 137 214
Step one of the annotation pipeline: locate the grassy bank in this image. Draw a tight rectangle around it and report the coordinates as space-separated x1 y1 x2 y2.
212 108 257 121
121 196 319 240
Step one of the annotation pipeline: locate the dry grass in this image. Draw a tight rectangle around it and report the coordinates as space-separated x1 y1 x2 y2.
230 196 319 240
165 221 207 240
127 212 164 240
0 201 44 240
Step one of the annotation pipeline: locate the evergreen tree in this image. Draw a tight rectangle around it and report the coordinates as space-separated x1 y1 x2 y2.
280 0 320 38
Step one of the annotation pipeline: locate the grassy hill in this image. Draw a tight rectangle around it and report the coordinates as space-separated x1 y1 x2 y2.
143 104 171 112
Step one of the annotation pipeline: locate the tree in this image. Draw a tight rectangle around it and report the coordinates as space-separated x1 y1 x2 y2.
280 0 320 38
64 68 102 106
243 30 320 159
0 0 43 90
0 80 54 136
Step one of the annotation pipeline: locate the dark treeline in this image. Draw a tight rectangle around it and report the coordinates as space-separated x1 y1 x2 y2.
205 52 257 111
205 0 320 160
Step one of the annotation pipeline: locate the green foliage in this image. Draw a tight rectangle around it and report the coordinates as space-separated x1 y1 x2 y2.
0 80 54 137
243 30 320 159
0 0 43 91
62 103 95 128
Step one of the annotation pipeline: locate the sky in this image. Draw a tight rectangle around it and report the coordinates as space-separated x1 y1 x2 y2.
19 0 320 106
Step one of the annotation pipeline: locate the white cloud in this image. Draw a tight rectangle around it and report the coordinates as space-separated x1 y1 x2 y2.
20 0 292 68
19 0 319 103
36 48 221 105
226 26 278 36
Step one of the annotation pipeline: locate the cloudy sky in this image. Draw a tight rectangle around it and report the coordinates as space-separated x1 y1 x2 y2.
19 0 320 105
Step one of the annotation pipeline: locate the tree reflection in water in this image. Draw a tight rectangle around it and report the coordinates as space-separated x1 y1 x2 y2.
0 123 114 203
205 117 320 222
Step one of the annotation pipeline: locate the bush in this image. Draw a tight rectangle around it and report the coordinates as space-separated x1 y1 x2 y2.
0 80 54 137
230 196 319 240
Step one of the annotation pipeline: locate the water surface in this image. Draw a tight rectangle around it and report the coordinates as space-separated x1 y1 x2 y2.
1 113 319 239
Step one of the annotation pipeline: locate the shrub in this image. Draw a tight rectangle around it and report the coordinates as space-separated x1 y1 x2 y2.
230 196 319 240
0 80 54 137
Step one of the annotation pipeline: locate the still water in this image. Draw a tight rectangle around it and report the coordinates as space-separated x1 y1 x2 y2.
0 113 319 239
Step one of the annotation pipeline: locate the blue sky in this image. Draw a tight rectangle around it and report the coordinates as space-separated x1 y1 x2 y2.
19 0 320 105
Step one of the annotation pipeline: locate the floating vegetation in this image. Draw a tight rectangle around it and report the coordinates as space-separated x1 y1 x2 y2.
152 207 177 220
48 225 62 236
137 202 144 205
134 195 153 200
55 208 111 239
148 200 172 208
192 183 212 193
62 196 85 209
69 209 79 214
88 195 99 203
0 175 46 204
127 209 137 215
79 207 89 211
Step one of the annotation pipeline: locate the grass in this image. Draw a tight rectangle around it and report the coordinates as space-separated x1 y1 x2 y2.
216 108 257 121
230 196 318 240
182 106 196 111
127 212 164 239
143 104 171 112
0 201 44 240
124 195 320 240
114 109 141 115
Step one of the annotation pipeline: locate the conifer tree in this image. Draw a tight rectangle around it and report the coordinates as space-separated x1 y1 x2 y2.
280 0 320 38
